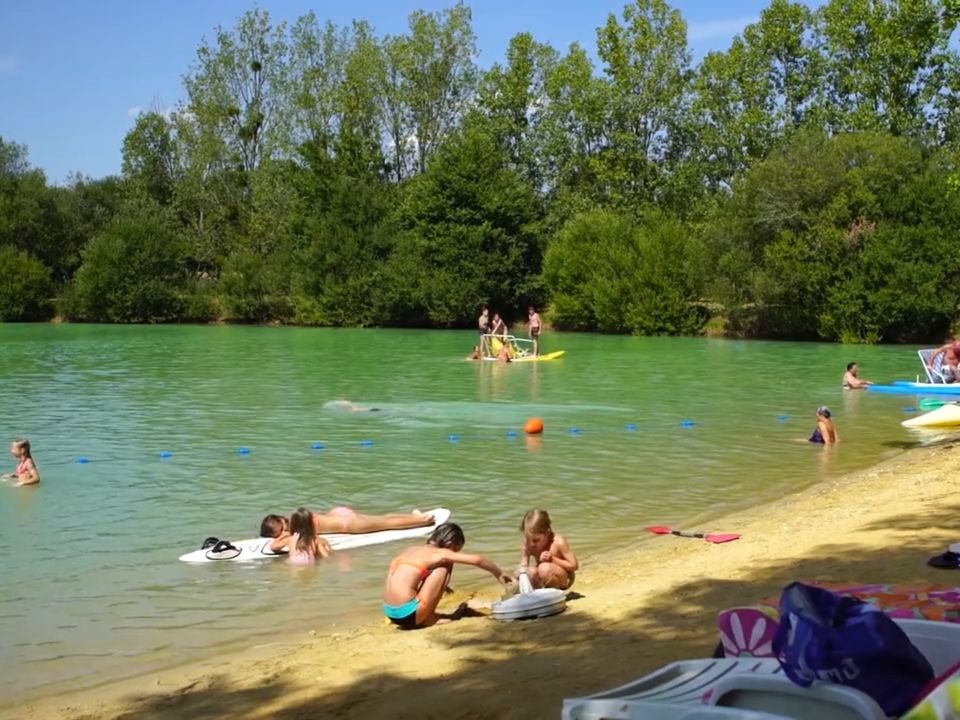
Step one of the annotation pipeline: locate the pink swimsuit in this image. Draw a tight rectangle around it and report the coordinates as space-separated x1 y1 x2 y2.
288 533 315 565
16 459 29 477
328 506 356 531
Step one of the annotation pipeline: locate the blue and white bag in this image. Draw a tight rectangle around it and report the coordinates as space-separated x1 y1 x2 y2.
772 582 934 716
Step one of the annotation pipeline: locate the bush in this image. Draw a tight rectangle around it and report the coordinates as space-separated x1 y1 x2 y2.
219 251 292 323
67 203 188 322
543 209 707 335
0 245 54 320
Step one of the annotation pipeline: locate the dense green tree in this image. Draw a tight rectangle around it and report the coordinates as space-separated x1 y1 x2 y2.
66 202 190 322
0 246 54 321
387 117 542 326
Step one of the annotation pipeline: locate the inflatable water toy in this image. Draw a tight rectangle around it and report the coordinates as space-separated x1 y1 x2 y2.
524 418 544 434
491 572 567 621
179 507 451 562
868 383 960 397
480 334 565 363
902 403 960 429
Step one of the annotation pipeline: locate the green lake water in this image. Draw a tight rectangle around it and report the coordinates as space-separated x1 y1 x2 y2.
0 325 939 705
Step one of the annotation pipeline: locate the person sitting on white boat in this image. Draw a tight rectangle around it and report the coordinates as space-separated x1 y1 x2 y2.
490 312 508 338
496 343 512 363
929 340 960 382
842 362 873 389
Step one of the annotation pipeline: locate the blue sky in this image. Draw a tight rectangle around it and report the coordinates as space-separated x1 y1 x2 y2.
1 0 802 183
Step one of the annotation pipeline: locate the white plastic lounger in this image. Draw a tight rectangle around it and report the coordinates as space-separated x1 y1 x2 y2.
563 619 960 720
918 348 951 384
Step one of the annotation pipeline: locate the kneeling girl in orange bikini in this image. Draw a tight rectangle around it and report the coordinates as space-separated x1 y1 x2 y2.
383 523 510 629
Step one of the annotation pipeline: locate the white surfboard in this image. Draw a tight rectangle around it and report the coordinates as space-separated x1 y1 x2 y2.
178 507 452 563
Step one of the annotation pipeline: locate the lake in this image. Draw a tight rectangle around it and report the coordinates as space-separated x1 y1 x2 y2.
0 324 932 705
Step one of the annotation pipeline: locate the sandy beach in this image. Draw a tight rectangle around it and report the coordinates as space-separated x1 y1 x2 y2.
17 439 960 720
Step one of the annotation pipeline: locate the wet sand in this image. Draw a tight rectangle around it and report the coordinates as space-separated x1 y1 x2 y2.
17 440 960 720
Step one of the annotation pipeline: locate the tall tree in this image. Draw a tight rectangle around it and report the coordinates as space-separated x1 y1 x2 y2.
184 9 292 173
819 0 957 137
595 0 692 207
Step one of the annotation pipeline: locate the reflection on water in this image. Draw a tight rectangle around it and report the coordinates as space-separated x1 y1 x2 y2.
0 325 936 705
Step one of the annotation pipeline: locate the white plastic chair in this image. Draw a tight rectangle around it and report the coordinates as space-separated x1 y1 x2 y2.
919 349 952 384
562 619 960 720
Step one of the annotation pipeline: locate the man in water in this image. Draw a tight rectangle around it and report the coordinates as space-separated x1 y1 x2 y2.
528 306 542 356
466 346 481 361
842 362 872 389
929 340 960 382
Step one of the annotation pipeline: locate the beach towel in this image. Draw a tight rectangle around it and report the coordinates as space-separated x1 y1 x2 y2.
773 582 934 716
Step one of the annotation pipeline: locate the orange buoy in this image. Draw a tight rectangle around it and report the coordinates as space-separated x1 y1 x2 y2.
524 417 544 435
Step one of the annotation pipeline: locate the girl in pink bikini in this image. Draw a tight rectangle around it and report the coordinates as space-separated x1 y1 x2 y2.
259 507 436 553
286 507 333 564
3 439 39 487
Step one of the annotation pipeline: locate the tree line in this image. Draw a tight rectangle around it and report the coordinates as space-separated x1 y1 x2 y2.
3 0 960 342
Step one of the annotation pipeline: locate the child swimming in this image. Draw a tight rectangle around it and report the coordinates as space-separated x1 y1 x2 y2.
2 439 39 487
383 522 510 629
285 507 333 564
518 509 578 590
258 508 436 553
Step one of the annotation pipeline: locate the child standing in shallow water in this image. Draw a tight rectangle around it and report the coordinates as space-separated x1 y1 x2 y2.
286 507 333 564
3 439 39 486
519 509 578 590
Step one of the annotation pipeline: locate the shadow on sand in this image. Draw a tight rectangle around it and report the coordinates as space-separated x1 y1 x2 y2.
65 502 960 720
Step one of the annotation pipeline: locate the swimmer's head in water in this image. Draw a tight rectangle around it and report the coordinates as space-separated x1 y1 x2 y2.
816 406 832 419
428 522 465 551
260 514 288 538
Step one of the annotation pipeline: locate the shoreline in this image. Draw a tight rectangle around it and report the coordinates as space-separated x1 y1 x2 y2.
17 438 960 720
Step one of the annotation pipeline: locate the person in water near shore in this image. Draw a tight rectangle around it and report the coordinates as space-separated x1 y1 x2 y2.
2 439 39 487
809 406 838 445
496 342 512 364
466 346 481 360
528 306 542 356
842 362 873 389
929 340 960 382
383 522 510 629
517 509 578 590
286 507 333 564
260 508 436 552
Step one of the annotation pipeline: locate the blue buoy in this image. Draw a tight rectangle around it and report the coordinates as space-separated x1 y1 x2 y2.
360 440 374 447
312 441 325 450
569 427 581 434
448 434 460 443
507 430 518 439
626 423 638 431
159 451 173 459
76 456 90 464
903 406 917 414
237 447 251 455
681 420 696 428
777 415 789 422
